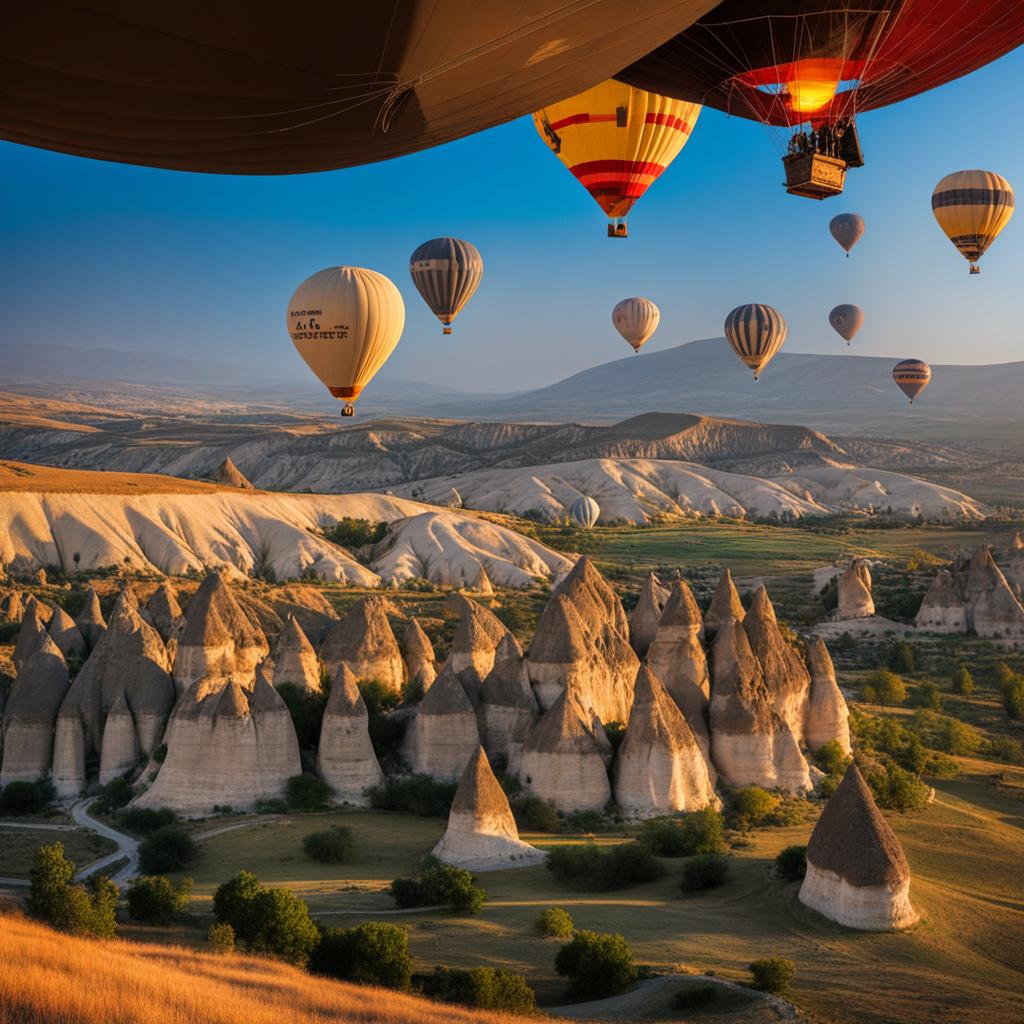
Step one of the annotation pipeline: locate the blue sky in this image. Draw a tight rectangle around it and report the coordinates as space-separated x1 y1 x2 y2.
1 48 1021 392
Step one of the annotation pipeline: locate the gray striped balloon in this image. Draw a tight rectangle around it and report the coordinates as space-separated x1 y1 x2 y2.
724 304 787 379
409 237 483 334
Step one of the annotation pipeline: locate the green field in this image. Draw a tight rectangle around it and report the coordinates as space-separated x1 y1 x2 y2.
0 826 116 879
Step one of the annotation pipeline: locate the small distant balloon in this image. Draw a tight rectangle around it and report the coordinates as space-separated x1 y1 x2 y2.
409 237 483 333
829 213 864 256
931 170 1014 274
892 359 931 404
569 496 600 529
724 303 787 379
612 297 660 353
828 304 863 345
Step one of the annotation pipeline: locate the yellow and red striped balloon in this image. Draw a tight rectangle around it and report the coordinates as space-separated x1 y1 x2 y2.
534 79 700 237
931 170 1014 274
892 359 931 404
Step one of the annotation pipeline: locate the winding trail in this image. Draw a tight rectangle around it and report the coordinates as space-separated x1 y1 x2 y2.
70 797 138 884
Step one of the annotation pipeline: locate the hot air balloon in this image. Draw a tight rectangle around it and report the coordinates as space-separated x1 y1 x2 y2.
286 267 405 417
932 170 1015 274
892 359 931 404
612 297 660 353
569 496 601 529
533 78 700 237
829 304 863 345
724 304 787 380
616 2 1024 199
409 238 483 334
829 214 864 255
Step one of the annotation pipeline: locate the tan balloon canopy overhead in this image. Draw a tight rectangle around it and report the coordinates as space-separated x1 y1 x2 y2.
0 0 717 174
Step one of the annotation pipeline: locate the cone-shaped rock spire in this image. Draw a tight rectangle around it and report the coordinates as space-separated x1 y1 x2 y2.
319 596 404 693
479 633 539 771
804 637 852 755
47 607 85 661
629 573 668 658
445 594 509 685
75 587 106 652
316 665 383 805
259 615 322 693
704 568 745 642
401 664 481 782
402 618 436 691
836 559 874 620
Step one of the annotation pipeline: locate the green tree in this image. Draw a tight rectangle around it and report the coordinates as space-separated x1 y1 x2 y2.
1003 678 1024 721
248 887 322 966
813 740 849 777
208 922 235 953
0 778 56 815
680 853 730 892
127 876 193 925
640 808 725 857
86 875 119 939
775 845 807 882
212 870 263 939
390 861 487 915
138 825 197 874
863 670 907 707
276 684 328 751
310 922 413 990
555 930 637 1000
888 643 916 674
427 966 536 1013
285 772 332 811
908 681 943 711
936 717 981 757
536 906 574 938
952 665 975 696
28 842 118 938
303 826 353 864
749 958 796 994
728 786 780 828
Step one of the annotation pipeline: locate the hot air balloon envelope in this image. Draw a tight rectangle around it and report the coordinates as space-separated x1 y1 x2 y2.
932 170 1014 273
569 496 600 529
409 238 483 333
612 297 660 352
892 359 931 403
724 304 787 379
829 304 863 344
829 214 864 254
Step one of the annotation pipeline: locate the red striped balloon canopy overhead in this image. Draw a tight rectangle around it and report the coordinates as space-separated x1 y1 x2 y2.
617 1 1024 128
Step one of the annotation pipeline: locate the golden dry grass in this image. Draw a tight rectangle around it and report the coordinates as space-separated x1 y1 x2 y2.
0 913 520 1024
0 461 228 495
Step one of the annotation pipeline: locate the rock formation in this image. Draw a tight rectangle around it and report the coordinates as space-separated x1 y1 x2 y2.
212 457 254 489
401 664 480 782
479 633 539 771
527 557 638 724
743 585 811 744
463 564 494 596
316 665 383 805
518 686 611 813
836 559 874 620
445 594 509 685
644 579 710 749
703 568 745 641
258 615 321 693
1 635 69 786
47 607 86 662
402 618 436 691
319 596 404 693
144 582 183 643
629 573 668 657
432 746 545 871
13 597 49 672
172 572 269 696
799 763 918 930
75 586 106 651
914 570 968 633
709 621 810 794
804 637 852 755
51 588 174 799
134 675 300 816
0 590 24 623
614 666 717 819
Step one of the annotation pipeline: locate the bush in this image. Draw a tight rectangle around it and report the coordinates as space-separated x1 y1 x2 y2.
952 665 975 696
138 825 198 874
813 740 849 777
325 517 388 549
277 683 328 751
728 786 780 829
749 958 796 994
358 678 402 717
1003 678 1024 721
862 670 907 707
310 922 412 991
127 875 193 925
510 794 560 832
0 778 56 815
536 906 574 938
935 717 982 757
680 853 730 892
546 842 664 891
888 643 916 674
119 806 179 836
426 966 537 1013
370 775 457 817
285 772 332 811
775 845 807 882
908 681 943 711
986 736 1024 765
862 761 929 812
671 983 718 1010
303 826 354 863
555 930 637 1000
208 922 235 953
639 808 725 857
92 776 134 815
390 860 486 915
28 842 118 938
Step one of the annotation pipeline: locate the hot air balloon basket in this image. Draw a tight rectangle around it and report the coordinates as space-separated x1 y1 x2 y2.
607 222 628 238
783 152 847 199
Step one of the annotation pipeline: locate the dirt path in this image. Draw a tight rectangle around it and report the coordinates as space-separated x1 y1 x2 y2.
71 797 138 884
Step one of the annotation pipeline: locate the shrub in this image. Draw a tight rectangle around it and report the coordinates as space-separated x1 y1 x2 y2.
986 736 1024 765
813 740 849 777
680 853 730 892
728 786 780 828
276 683 328 751
138 825 198 874
311 922 412 991
862 670 907 707
1003 678 1024 721
546 842 664 891
369 775 457 817
908 681 943 711
0 778 56 815
86 875 119 939
862 762 929 812
208 922 235 953
127 875 193 925
358 678 402 717
536 906 574 938
92 776 134 814
952 665 975 696
749 958 796 994
426 967 536 1013
775 845 807 882
510 794 560 832
888 643 916 674
303 826 354 863
119 806 179 836
555 930 637 1000
935 717 982 757
285 772 332 811
390 860 486 915
639 808 725 857
28 842 118 938
325 517 388 549
671 983 718 1010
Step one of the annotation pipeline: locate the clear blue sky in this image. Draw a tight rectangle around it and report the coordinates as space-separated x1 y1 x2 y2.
1 48 1021 393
